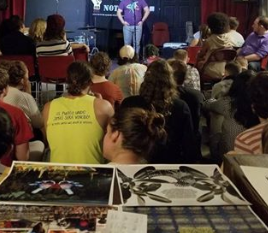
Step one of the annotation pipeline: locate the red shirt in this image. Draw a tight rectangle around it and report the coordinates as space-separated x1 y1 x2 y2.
90 81 123 108
0 101 33 166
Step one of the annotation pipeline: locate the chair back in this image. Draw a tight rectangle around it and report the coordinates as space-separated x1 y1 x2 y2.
0 55 36 76
261 54 268 70
38 56 75 83
187 46 202 65
200 47 237 90
152 22 170 47
73 48 89 61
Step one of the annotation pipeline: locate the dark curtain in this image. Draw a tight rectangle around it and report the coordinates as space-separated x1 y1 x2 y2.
0 0 26 22
201 0 259 37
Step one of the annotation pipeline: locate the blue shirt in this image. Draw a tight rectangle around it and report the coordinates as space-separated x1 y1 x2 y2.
119 0 148 26
239 32 268 58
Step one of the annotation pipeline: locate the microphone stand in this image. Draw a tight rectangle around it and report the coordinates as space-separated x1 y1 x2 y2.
56 0 59 14
133 0 137 55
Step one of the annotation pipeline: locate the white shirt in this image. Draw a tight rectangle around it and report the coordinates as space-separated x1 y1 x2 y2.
227 30 245 47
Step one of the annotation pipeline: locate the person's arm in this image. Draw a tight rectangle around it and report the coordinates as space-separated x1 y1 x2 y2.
15 142 29 161
244 53 261 62
117 8 129 26
138 6 150 26
94 98 114 130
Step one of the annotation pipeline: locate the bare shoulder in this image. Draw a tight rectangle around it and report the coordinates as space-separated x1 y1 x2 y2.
94 98 114 117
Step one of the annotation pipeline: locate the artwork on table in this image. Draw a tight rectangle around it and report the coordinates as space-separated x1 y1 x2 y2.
241 165 268 207
116 164 249 206
0 204 118 233
0 162 115 205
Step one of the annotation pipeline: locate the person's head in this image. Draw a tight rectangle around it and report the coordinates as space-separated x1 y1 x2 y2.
144 44 159 58
199 24 211 39
44 14 65 40
89 52 111 76
0 68 9 97
229 17 239 30
252 16 268 35
103 107 167 163
173 49 188 63
0 60 13 72
140 59 178 116
8 15 24 32
0 107 14 157
8 61 29 88
29 18 47 43
117 45 138 65
167 58 187 86
67 61 92 96
224 61 242 77
229 70 259 128
235 56 248 71
262 123 268 153
249 71 268 120
207 12 229 34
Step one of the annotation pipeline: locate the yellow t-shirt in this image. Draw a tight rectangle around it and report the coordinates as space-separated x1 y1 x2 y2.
47 95 104 164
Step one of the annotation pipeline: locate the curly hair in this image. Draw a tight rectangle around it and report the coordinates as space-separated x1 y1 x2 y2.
8 61 28 87
89 52 111 76
0 107 14 157
139 59 178 116
207 12 229 34
110 107 167 160
29 18 47 43
67 61 92 96
249 71 268 119
229 70 259 128
44 14 65 41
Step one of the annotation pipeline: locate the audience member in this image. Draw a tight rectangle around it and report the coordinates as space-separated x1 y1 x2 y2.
121 59 201 164
167 58 204 150
89 52 123 108
109 45 147 98
173 49 201 90
234 71 268 154
36 14 89 56
190 24 211 47
0 107 14 158
3 60 43 139
196 12 233 78
42 61 114 164
143 44 160 65
227 17 244 48
0 68 33 166
211 61 242 99
103 108 166 164
238 16 268 72
0 15 36 56
29 18 47 43
205 70 259 163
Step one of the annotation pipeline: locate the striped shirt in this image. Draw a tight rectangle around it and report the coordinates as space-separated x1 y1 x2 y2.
36 39 72 56
234 122 267 154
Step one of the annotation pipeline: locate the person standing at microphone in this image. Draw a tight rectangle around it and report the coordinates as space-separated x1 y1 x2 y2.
117 0 150 56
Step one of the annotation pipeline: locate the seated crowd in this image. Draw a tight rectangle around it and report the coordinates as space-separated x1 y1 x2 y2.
0 12 268 168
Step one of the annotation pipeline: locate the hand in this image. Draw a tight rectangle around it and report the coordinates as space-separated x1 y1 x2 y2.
123 21 130 26
138 21 143 26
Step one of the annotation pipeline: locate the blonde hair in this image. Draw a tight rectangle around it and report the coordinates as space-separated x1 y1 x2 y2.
173 49 188 61
29 18 47 43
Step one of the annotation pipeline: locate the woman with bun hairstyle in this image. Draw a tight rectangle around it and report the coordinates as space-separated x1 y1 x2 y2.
103 108 167 164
